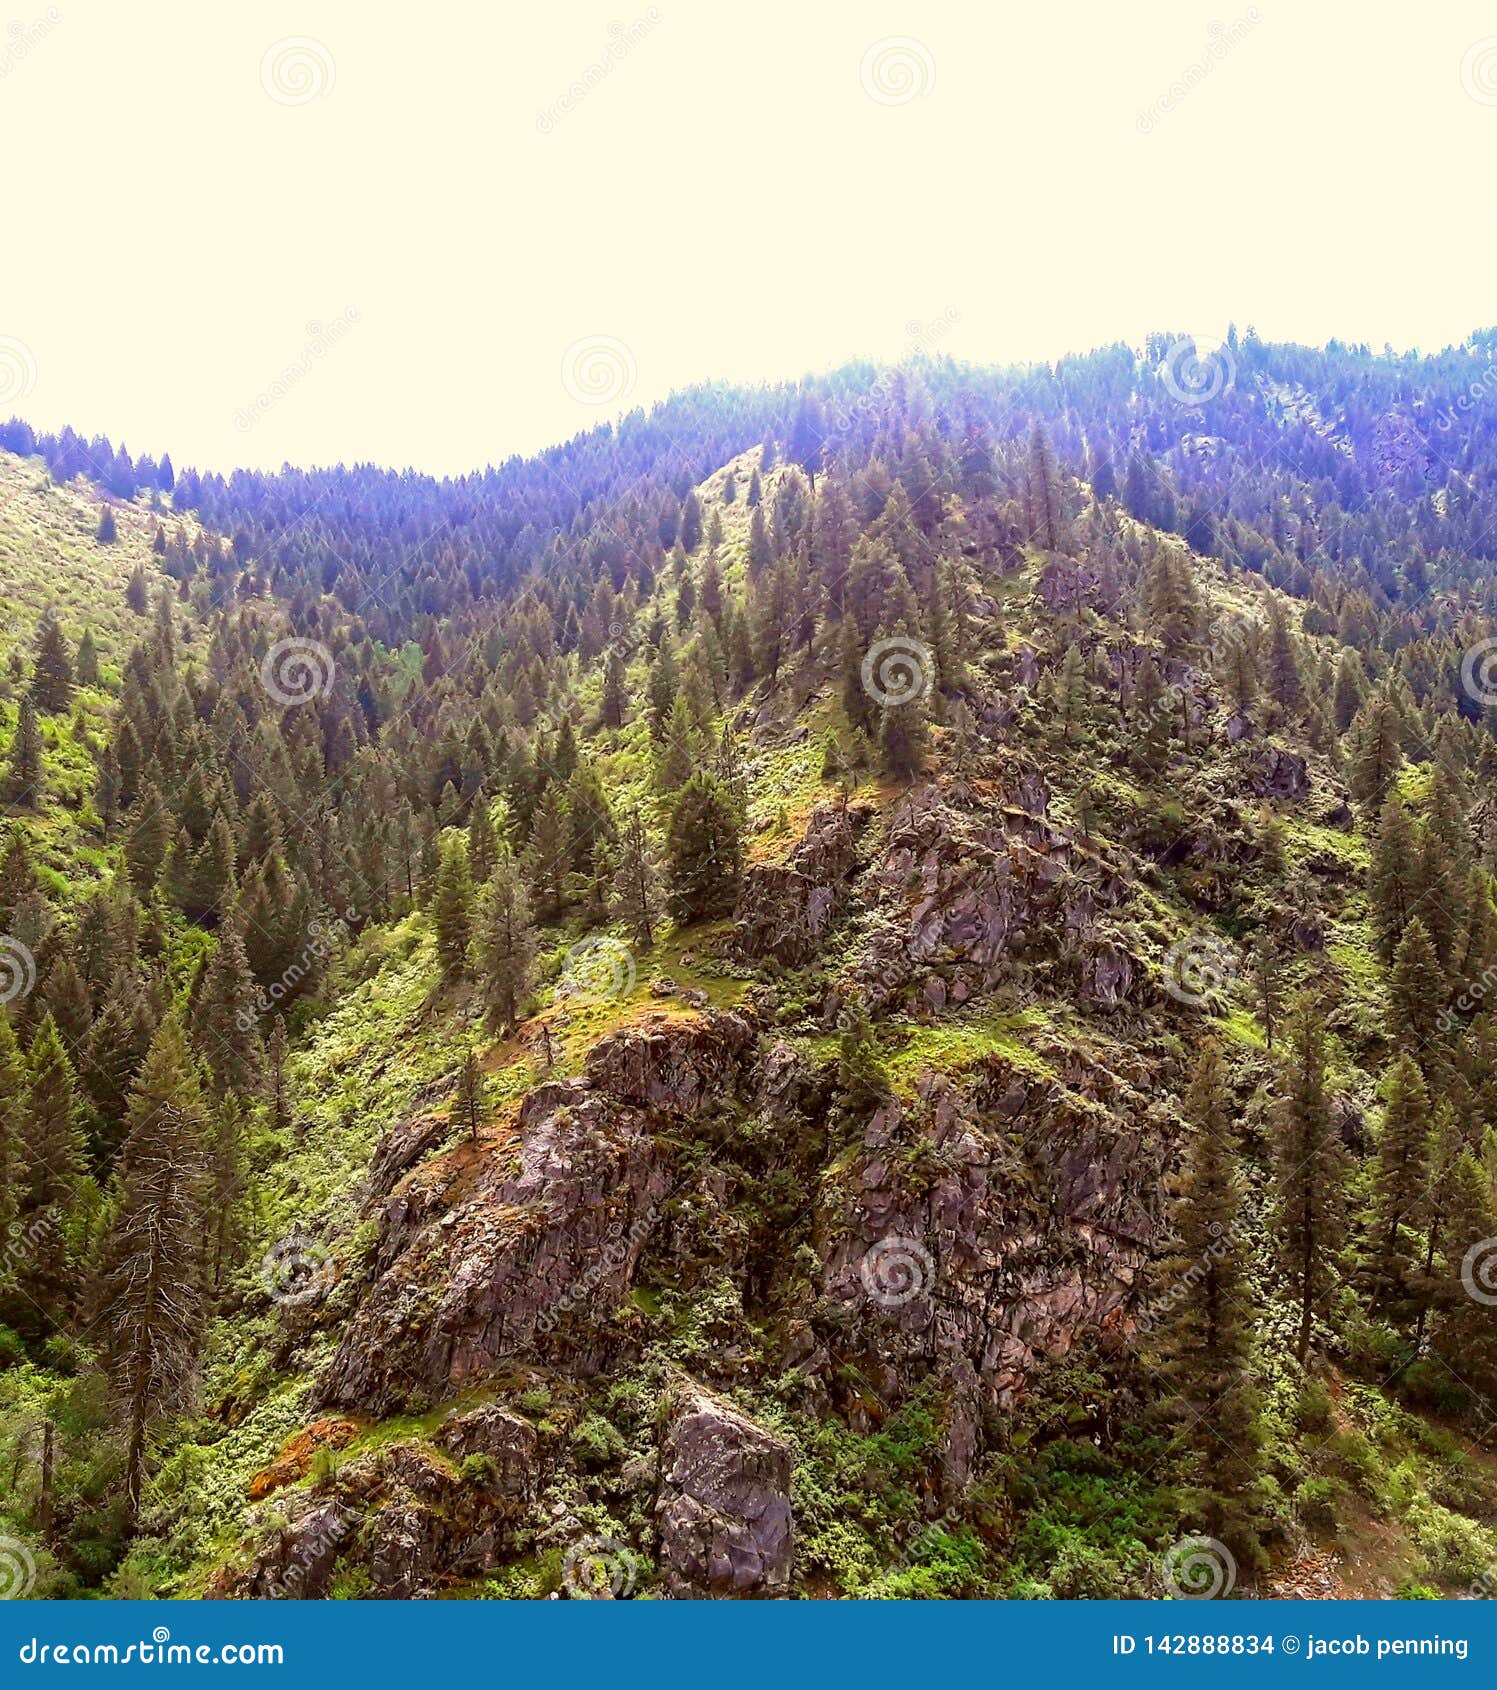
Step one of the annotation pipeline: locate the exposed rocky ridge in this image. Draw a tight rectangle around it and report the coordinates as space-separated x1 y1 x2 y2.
322 1011 758 1415
283 770 1182 1595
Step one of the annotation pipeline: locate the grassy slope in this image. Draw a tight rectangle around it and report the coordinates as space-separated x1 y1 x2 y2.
0 451 190 887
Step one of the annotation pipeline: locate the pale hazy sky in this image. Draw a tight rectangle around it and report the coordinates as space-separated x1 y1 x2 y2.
0 1 1492 474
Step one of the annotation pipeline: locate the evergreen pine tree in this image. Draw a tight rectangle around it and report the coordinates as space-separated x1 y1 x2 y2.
5 695 43 808
1273 995 1345 1363
194 922 264 1098
615 805 663 950
96 1018 207 1524
1154 1041 1261 1546
666 772 742 923
431 836 474 983
1367 1054 1431 1314
477 855 536 1033
30 613 75 713
452 1047 488 1143
1388 916 1446 1064
17 1015 86 1318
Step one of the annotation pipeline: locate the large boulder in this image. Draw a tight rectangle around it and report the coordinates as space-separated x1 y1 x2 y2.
656 1383 793 1597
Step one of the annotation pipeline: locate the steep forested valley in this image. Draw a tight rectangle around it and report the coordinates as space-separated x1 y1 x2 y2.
1 331 1497 1600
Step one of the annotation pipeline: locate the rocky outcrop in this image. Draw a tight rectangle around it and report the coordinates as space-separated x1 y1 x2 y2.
815 1064 1159 1422
211 1421 534 1600
734 802 871 965
321 1013 755 1415
656 1382 793 1597
848 782 1135 1013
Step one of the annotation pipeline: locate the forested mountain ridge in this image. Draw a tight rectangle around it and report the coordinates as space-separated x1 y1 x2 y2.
0 331 1496 1600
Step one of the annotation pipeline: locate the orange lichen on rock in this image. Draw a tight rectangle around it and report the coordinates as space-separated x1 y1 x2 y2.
247 1418 361 1501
